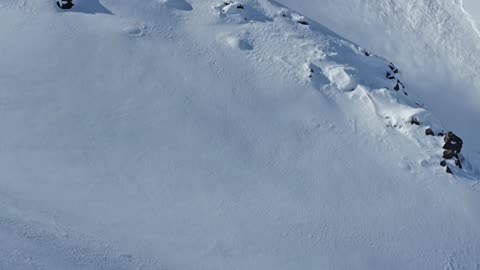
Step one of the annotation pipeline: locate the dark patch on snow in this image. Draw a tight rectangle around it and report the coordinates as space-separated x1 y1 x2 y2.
56 0 74 9
58 0 113 14
410 117 421 125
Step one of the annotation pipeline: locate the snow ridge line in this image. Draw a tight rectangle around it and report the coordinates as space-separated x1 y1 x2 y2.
214 0 479 179
457 0 480 40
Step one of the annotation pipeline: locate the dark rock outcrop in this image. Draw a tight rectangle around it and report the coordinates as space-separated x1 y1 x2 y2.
410 117 421 125
57 0 74 9
443 132 463 153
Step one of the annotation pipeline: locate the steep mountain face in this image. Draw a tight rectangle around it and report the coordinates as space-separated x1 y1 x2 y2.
1 0 479 269
278 0 480 163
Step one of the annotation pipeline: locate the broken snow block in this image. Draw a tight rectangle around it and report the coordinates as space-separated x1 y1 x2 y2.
410 117 421 125
455 159 463 169
446 166 453 174
440 160 447 167
386 72 396 80
443 150 454 160
443 132 463 153
425 128 435 136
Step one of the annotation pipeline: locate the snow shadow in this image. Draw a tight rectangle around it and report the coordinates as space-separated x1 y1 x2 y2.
161 0 193 11
61 0 113 15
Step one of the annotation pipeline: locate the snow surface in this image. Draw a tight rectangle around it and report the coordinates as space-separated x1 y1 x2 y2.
279 0 480 159
1 0 480 269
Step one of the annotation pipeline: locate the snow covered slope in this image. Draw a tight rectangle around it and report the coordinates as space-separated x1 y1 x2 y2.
278 0 480 161
1 0 480 269
463 0 480 28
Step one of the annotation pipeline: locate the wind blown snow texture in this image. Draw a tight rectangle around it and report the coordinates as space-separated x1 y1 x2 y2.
1 0 480 269
278 0 480 171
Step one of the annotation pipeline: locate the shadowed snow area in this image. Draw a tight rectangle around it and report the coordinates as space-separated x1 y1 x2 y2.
59 0 113 14
1 0 480 269
159 0 193 11
462 0 480 28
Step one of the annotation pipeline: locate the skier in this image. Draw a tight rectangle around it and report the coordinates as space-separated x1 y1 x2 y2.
57 0 74 9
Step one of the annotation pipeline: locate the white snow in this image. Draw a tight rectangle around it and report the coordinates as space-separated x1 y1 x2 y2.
1 0 480 269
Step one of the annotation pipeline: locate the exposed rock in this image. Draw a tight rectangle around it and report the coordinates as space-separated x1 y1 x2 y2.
440 160 447 167
388 63 399 74
455 159 463 169
443 132 463 153
425 128 434 136
410 117 421 125
56 0 74 9
386 72 395 80
443 150 454 159
446 166 453 174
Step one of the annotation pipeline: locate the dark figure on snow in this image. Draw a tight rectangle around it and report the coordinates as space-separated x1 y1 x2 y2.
57 0 74 9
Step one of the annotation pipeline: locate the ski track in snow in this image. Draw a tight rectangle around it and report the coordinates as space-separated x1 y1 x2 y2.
1 0 480 269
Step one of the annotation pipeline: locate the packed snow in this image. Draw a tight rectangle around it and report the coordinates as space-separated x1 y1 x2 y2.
1 0 479 269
